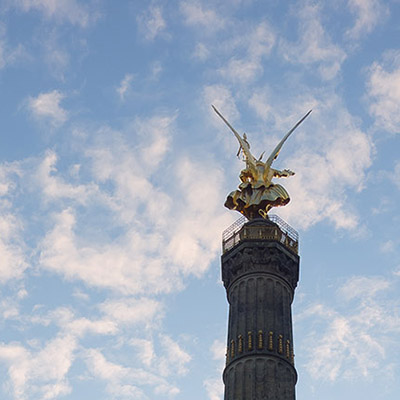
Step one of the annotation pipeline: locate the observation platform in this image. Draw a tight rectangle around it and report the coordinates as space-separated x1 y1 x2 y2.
222 215 299 255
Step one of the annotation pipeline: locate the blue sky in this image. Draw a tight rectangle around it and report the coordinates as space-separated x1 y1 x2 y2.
0 0 400 399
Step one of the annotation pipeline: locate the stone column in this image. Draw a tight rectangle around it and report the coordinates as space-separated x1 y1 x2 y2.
221 218 299 400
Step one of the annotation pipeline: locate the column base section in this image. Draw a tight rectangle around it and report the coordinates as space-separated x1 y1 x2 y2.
223 355 297 400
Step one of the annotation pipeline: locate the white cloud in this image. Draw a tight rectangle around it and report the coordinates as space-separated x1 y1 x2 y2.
13 0 95 27
270 94 373 231
299 275 400 382
36 113 230 294
129 339 155 367
338 276 390 301
380 239 396 253
36 150 99 203
218 22 275 83
0 31 27 70
0 163 27 283
220 58 262 83
39 208 173 295
117 73 134 101
248 88 272 121
180 1 224 31
0 305 121 399
192 43 209 61
280 3 346 80
210 339 225 362
204 84 239 125
151 61 162 80
0 336 75 399
346 0 388 39
203 339 225 400
41 30 70 79
0 213 27 283
137 6 166 41
100 298 163 327
366 50 400 133
28 90 68 126
208 85 372 232
204 377 224 400
158 334 191 376
84 348 180 398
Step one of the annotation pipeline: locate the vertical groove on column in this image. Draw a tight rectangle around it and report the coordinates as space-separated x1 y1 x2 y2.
266 277 273 334
234 362 243 399
255 358 265 399
247 277 255 337
238 280 246 338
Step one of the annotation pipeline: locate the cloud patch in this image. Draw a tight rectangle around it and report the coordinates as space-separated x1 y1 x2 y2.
13 0 95 27
137 6 167 41
346 0 389 39
280 3 346 80
366 50 400 134
28 90 68 127
298 274 400 382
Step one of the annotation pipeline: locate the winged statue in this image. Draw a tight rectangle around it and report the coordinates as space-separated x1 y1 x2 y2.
212 105 311 219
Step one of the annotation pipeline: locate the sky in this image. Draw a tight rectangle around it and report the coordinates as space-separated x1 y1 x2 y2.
0 0 400 399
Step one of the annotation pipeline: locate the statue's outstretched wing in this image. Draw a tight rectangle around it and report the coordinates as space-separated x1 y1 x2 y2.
265 110 312 168
212 105 257 166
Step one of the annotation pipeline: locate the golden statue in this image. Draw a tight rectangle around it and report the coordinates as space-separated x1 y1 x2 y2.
213 105 311 220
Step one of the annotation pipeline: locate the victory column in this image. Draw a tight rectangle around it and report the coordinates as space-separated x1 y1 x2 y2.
214 106 310 400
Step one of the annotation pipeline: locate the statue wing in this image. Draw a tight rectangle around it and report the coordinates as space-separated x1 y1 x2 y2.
265 110 312 168
212 105 257 166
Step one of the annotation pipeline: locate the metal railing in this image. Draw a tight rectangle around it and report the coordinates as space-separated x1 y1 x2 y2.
222 214 299 254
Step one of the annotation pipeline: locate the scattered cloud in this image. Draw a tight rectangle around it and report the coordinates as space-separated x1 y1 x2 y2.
0 163 27 284
137 6 167 41
180 1 224 31
0 305 120 399
28 90 68 126
380 239 396 253
0 38 27 70
258 93 373 231
117 73 134 101
204 84 239 124
34 113 230 295
203 339 225 400
158 334 191 376
280 3 346 80
35 150 99 203
0 213 27 283
248 87 272 121
192 42 209 61
41 30 70 79
84 348 180 398
129 339 155 367
151 61 162 80
218 22 276 83
299 274 400 382
346 0 389 39
0 335 76 399
366 50 400 134
204 377 224 400
13 0 96 27
338 276 391 300
100 297 163 327
210 339 225 362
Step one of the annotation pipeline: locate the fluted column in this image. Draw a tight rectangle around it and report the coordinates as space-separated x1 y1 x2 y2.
221 218 299 400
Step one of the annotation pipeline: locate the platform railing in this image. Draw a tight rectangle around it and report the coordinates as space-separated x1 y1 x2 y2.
222 214 299 254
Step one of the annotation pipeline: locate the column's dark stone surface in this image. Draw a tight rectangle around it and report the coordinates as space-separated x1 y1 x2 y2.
221 218 300 400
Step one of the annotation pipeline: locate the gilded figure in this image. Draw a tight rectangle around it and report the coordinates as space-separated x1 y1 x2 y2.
213 105 311 219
